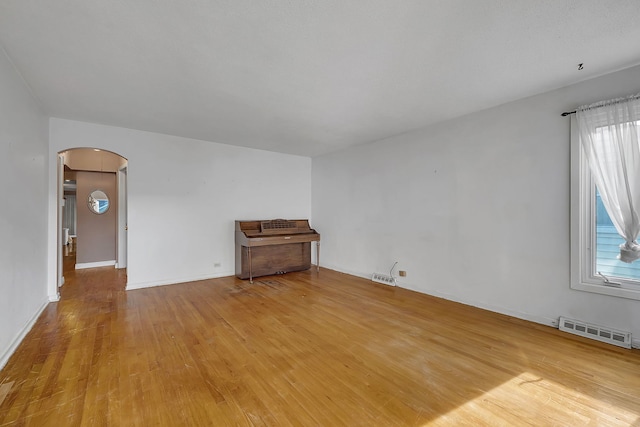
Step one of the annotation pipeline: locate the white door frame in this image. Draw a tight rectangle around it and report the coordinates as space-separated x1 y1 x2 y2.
116 166 127 269
56 149 129 296
56 154 64 292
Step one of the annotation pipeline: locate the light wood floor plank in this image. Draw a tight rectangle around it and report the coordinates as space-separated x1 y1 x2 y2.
1 260 639 426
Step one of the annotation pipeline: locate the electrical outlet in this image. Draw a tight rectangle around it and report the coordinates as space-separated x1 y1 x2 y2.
399 270 407 277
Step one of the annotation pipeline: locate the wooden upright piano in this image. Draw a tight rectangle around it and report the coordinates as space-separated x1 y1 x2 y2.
235 219 320 283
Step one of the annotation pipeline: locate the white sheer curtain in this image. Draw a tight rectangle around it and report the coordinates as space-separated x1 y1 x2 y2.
577 94 640 263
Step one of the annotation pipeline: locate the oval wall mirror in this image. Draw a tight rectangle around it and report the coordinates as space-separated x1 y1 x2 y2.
88 190 110 214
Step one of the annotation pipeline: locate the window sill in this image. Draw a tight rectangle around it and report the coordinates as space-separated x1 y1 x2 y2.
571 281 640 301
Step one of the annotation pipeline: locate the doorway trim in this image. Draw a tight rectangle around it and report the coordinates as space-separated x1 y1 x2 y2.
55 148 128 296
116 166 127 269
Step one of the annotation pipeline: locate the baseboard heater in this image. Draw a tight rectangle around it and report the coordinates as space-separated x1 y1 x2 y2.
371 273 396 286
558 316 632 349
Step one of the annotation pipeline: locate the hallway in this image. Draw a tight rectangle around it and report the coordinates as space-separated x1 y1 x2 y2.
61 238 127 301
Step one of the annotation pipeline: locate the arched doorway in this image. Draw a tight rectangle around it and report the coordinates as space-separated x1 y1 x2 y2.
58 148 128 293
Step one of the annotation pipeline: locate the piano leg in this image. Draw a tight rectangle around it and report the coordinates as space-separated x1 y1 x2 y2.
248 246 253 284
316 241 320 272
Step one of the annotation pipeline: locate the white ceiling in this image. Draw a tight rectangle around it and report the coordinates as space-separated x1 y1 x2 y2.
1 1 640 157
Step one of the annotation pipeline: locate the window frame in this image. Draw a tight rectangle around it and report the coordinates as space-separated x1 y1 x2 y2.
570 115 640 300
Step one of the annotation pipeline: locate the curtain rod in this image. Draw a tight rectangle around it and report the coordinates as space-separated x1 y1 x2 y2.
561 93 640 117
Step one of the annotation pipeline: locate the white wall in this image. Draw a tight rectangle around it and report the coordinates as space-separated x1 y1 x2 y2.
0 47 49 368
48 119 311 291
312 65 640 343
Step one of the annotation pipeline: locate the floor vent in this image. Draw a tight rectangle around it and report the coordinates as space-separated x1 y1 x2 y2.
371 273 396 286
558 316 632 349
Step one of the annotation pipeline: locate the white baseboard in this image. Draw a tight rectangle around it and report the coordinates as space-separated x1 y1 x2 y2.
126 271 235 291
398 280 559 328
318 263 372 281
75 260 116 270
0 299 49 370
632 338 640 349
322 264 559 328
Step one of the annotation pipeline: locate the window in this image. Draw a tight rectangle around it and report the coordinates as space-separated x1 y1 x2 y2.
571 105 640 300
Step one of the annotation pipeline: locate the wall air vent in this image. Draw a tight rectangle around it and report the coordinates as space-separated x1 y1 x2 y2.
558 316 631 349
371 273 396 286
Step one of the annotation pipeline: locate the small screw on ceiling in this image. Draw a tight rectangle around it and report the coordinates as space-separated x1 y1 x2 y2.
578 63 584 70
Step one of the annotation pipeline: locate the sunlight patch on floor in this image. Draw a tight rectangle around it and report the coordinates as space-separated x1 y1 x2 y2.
427 371 639 426
0 381 14 406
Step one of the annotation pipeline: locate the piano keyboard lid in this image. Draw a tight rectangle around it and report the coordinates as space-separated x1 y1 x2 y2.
238 219 317 237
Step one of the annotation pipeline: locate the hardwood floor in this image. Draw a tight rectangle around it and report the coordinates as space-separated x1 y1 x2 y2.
1 254 639 425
